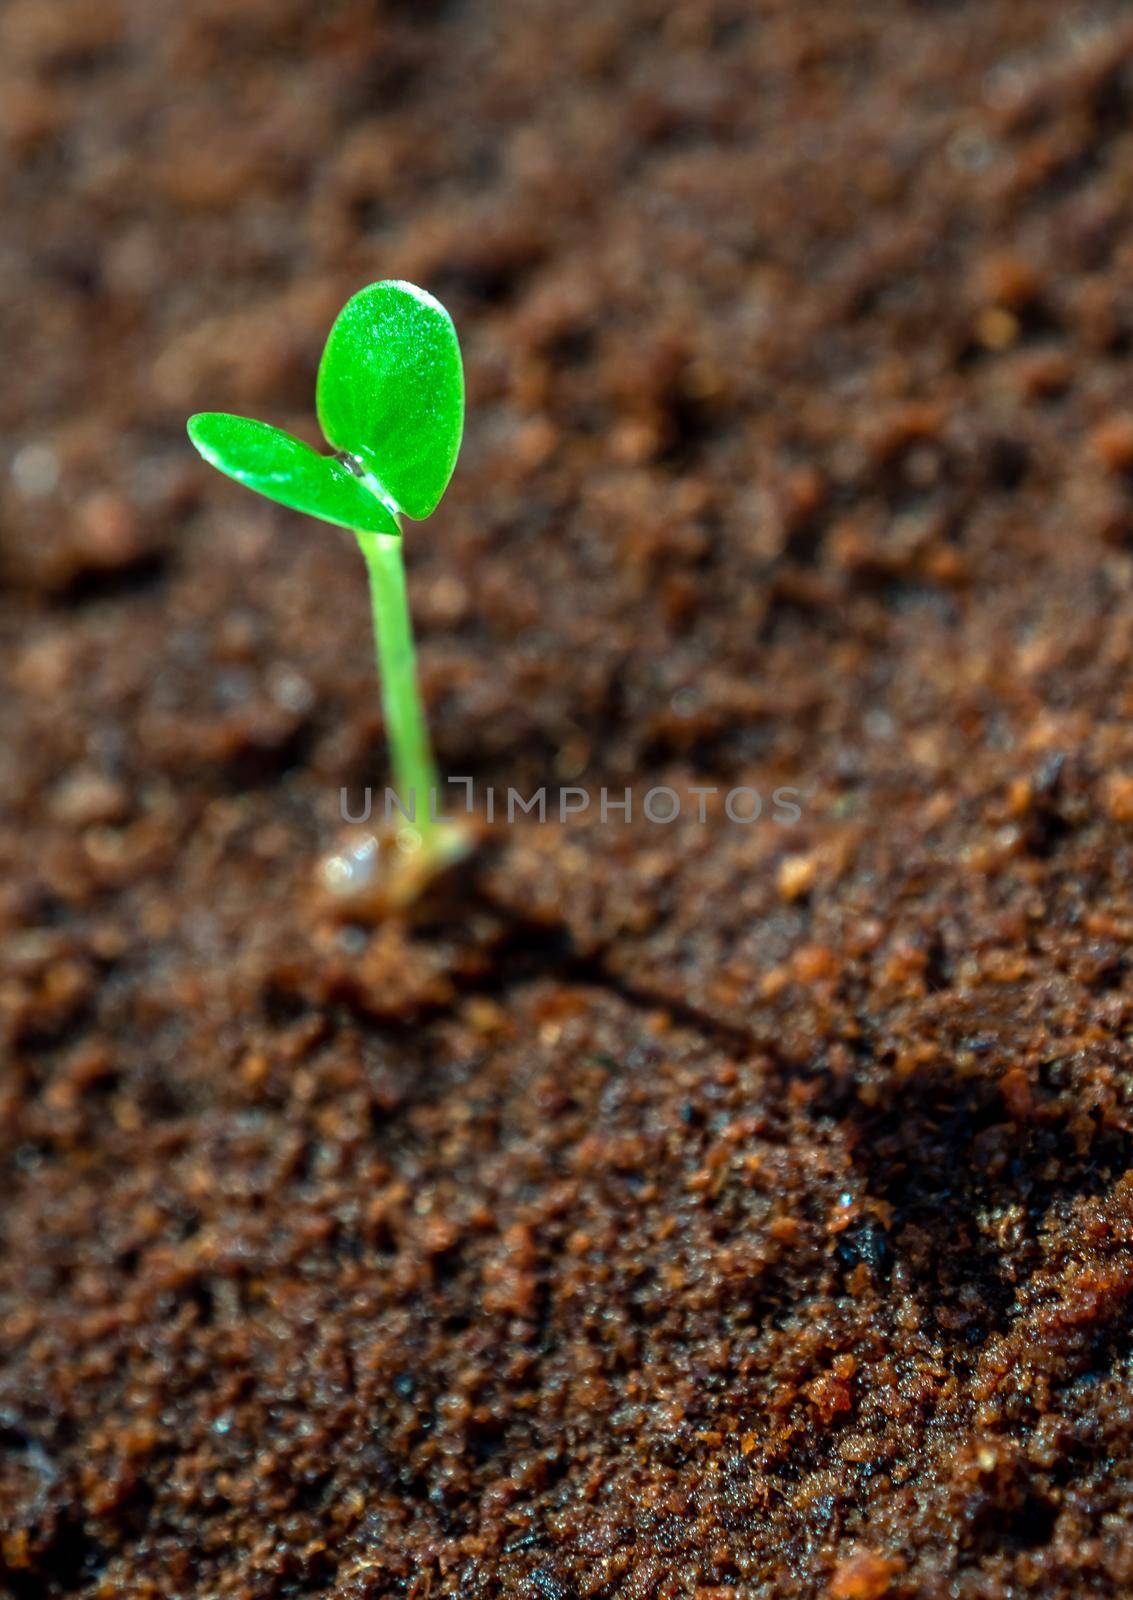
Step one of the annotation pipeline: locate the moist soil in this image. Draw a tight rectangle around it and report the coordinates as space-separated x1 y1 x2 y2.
5 2 1133 1596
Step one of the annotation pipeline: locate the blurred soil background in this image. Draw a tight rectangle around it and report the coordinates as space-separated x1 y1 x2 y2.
6 2 1133 1596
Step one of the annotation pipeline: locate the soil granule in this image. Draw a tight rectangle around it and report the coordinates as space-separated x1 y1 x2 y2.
5 1 1133 1595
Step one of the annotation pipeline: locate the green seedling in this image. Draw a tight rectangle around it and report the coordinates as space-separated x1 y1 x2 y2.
187 280 465 884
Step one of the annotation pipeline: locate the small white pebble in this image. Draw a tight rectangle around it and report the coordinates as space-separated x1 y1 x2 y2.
11 443 60 499
947 128 994 174
268 665 315 715
321 835 379 895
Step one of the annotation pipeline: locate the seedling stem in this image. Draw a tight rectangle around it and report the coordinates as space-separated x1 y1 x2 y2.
359 523 440 845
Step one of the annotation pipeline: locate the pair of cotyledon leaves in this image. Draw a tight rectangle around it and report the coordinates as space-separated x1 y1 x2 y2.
187 280 464 539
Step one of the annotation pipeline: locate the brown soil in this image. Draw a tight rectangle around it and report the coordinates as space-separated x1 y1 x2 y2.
5 1 1133 1596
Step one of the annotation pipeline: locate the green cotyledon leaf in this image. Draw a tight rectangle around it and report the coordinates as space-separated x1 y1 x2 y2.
316 280 464 522
186 413 400 537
